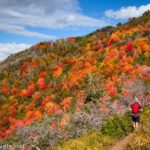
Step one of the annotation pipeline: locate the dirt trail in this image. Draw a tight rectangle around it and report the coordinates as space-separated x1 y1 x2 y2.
111 133 133 150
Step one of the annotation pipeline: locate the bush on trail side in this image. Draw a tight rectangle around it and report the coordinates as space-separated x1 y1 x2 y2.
56 111 133 150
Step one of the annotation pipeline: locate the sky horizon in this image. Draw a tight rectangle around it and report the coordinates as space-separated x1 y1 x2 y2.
0 0 150 61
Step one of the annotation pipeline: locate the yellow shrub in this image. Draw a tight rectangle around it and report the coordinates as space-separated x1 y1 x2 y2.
56 131 116 150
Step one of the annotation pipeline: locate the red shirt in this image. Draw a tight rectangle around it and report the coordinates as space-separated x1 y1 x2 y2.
130 102 141 113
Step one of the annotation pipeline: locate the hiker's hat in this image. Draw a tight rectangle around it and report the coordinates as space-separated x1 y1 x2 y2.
134 97 139 102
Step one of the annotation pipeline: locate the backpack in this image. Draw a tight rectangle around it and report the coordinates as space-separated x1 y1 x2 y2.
132 102 140 116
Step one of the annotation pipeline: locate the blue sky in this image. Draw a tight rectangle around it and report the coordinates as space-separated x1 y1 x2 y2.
0 0 150 60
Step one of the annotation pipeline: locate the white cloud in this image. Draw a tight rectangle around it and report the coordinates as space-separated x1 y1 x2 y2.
105 3 150 19
0 43 31 60
0 0 107 39
0 22 56 39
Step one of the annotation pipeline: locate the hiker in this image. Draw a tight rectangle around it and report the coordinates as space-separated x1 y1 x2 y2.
130 96 143 130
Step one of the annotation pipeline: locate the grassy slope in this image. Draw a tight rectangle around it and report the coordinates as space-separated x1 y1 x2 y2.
56 111 133 150
56 107 150 150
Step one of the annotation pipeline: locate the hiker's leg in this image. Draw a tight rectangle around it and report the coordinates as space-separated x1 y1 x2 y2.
135 117 140 130
133 122 136 129
132 116 137 130
134 122 137 130
132 121 136 129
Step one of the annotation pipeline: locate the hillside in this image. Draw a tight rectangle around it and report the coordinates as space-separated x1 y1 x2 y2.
0 11 150 149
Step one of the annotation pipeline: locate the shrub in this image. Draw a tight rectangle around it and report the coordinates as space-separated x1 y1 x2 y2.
64 104 104 138
0 114 63 150
56 131 115 150
56 110 133 150
101 112 133 138
0 103 104 149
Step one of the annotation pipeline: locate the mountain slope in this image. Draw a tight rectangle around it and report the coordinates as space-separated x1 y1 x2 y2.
0 11 150 142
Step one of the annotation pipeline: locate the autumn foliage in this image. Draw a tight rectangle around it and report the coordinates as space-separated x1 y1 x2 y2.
0 13 150 140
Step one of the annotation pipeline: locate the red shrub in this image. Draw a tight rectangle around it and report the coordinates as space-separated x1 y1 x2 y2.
20 89 28 98
51 123 57 129
125 42 134 52
37 78 47 90
10 87 18 95
107 87 117 96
